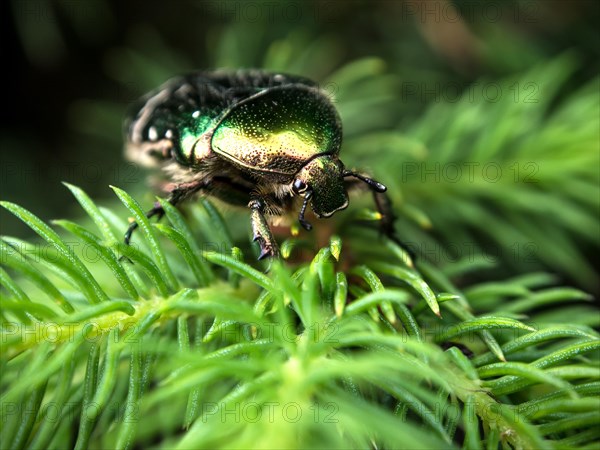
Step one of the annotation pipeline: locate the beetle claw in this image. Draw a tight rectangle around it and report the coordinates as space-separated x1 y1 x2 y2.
258 245 278 260
299 219 312 231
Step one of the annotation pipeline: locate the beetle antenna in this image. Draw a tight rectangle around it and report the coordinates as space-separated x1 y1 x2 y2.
298 191 313 231
343 170 387 192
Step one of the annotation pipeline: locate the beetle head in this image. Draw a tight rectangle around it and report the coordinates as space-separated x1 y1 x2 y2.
293 156 388 231
293 156 349 220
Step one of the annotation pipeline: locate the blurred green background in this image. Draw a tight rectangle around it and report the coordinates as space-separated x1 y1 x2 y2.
1 0 599 293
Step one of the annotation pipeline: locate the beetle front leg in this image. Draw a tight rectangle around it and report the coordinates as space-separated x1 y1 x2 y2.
372 190 416 260
344 172 415 260
249 199 279 260
372 190 395 238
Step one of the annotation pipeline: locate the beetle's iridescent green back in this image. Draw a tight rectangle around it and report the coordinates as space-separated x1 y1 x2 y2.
125 71 341 170
211 85 342 176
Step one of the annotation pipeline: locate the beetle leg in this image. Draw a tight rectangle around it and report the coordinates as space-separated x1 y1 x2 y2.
344 173 415 260
371 189 395 237
371 189 416 260
124 201 165 245
248 198 279 260
298 191 313 231
123 180 206 246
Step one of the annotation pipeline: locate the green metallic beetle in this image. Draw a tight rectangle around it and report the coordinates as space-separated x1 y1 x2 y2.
124 70 396 259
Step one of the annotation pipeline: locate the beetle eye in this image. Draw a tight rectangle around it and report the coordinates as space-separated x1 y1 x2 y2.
292 179 308 194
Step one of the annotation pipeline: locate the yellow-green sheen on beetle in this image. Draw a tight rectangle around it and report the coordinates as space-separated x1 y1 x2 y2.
124 69 395 259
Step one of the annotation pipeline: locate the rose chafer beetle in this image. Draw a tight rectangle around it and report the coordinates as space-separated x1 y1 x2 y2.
124 70 398 259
